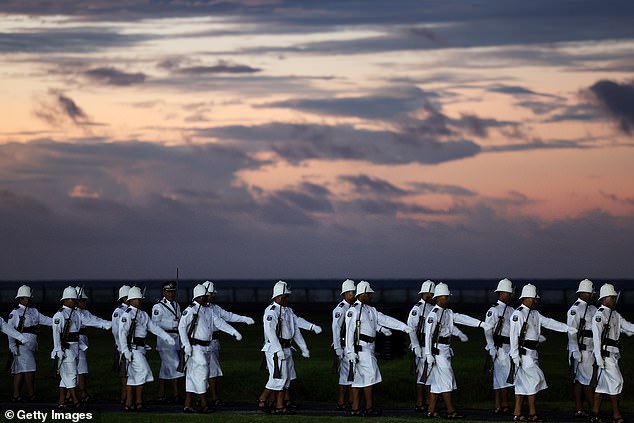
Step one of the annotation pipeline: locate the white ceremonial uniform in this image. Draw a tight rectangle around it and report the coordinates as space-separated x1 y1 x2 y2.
76 309 111 374
484 300 514 389
51 306 83 388
509 306 569 395
151 298 183 380
7 305 53 373
567 299 596 386
262 303 309 391
111 303 127 353
118 305 173 386
407 300 434 386
332 299 352 386
345 300 410 389
424 306 483 394
591 306 634 395
208 304 251 378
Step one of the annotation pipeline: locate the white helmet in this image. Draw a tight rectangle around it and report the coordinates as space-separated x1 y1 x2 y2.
203 280 216 293
60 286 79 301
272 280 292 299
118 285 131 301
15 285 33 299
340 279 356 295
127 286 144 301
598 283 618 300
75 286 88 300
193 284 208 300
355 280 375 297
433 282 451 298
519 283 540 299
418 280 436 294
577 279 595 294
495 278 514 294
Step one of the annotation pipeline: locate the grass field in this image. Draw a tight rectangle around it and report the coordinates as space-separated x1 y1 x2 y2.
2 307 633 421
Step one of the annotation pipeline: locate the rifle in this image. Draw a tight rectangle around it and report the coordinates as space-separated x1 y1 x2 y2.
422 308 445 384
347 303 363 382
178 283 207 372
507 308 532 384
57 286 84 374
484 304 508 374
570 302 591 382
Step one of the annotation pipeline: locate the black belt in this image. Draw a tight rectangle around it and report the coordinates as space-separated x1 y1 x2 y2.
190 338 210 347
212 331 220 340
494 335 510 346
279 338 292 348
580 329 593 338
521 339 539 350
132 337 146 346
165 329 178 334
20 326 38 334
64 332 80 342
601 350 612 358
579 344 587 351
605 338 619 347
359 334 375 343
78 328 87 335
437 336 451 345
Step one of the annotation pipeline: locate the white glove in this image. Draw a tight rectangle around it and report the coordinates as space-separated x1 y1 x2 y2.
512 356 521 367
17 335 28 344
458 333 468 342
572 351 581 361
184 345 193 356
426 355 435 365
234 332 243 341
244 317 255 325
538 334 547 343
413 346 423 358
312 325 322 334
380 327 393 336
301 349 310 358
345 352 358 362
403 326 414 334
567 326 578 336
102 322 113 330
335 347 344 359
595 355 605 369
51 350 63 360
163 335 176 346
123 350 132 361
487 347 497 359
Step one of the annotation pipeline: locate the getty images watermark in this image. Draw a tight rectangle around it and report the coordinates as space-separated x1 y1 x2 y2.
3 408 97 423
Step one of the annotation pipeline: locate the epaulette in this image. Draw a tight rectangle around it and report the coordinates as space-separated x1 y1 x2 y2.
574 300 580 306
338 302 345 308
432 306 439 313
517 306 524 311
416 301 423 306
58 307 64 312
270 305 277 310
353 302 360 307
125 307 132 313
598 306 605 312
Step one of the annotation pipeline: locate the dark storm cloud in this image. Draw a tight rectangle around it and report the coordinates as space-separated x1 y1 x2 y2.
83 67 146 86
586 80 634 135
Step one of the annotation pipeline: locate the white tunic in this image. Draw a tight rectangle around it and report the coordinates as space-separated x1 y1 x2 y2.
484 300 514 389
51 306 83 388
407 300 434 386
111 303 127 353
344 300 410 388
7 305 52 374
592 306 634 395
509 306 568 395
424 306 483 394
332 300 352 386
567 299 597 386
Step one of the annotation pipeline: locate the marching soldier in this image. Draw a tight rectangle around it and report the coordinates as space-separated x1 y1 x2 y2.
590 283 634 423
178 284 242 413
118 286 176 411
51 286 111 409
509 283 577 422
483 278 515 415
331 278 356 411
151 281 183 403
203 280 255 406
112 284 130 404
258 280 311 414
75 287 112 403
7 285 50 402
407 279 436 413
566 279 596 418
344 280 413 417
424 282 491 419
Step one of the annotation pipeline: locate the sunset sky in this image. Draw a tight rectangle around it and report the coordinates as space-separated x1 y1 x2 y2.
1 0 633 281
